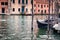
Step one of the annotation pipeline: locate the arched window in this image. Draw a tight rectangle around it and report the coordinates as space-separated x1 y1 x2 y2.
22 0 24 4
18 8 20 12
18 0 20 4
26 0 28 4
13 8 15 12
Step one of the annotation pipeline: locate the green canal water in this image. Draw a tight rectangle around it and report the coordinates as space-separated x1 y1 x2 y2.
37 28 60 40
0 15 59 40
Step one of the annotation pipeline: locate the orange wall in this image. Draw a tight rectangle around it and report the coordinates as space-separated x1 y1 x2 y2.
0 0 8 13
34 0 50 14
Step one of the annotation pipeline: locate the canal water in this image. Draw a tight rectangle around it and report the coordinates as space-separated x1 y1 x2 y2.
0 15 59 40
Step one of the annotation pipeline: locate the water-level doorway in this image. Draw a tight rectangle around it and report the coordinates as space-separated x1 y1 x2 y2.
22 6 25 14
2 8 5 13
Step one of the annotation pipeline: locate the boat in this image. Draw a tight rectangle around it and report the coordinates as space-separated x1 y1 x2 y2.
37 19 48 28
37 19 54 28
0 19 6 21
53 23 60 33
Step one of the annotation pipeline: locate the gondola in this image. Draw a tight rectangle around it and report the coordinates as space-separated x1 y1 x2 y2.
37 19 54 28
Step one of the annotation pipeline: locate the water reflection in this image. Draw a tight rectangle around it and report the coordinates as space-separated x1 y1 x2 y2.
34 15 60 40
0 15 32 40
0 15 59 40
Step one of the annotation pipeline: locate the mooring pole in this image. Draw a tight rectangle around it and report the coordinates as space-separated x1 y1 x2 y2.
31 0 34 40
52 0 53 16
47 0 50 40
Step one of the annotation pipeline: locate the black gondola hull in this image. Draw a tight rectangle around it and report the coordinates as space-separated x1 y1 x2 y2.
37 21 48 28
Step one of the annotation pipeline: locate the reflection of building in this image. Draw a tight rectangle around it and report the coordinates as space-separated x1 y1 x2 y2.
10 0 32 14
0 0 8 14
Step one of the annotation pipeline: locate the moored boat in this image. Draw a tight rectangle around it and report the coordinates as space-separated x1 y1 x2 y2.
53 23 60 33
37 19 48 28
37 19 54 28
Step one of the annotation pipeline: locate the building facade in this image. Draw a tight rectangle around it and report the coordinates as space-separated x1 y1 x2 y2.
0 0 59 14
33 0 48 14
33 0 55 14
0 0 8 14
10 0 32 14
57 0 60 13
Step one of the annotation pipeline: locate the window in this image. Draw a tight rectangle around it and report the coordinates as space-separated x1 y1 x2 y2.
31 0 32 4
18 0 20 4
5 2 8 5
41 10 43 13
47 5 48 7
1 2 8 5
18 8 20 12
38 10 40 12
12 0 15 3
44 10 46 13
38 4 40 7
13 8 15 12
26 8 28 12
41 5 43 8
22 0 24 4
44 5 46 7
1 2 4 5
26 0 28 4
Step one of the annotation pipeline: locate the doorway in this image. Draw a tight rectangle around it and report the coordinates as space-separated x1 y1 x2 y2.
22 6 25 14
2 8 5 13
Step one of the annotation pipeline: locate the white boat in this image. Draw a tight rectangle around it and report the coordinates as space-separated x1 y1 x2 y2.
53 23 60 33
53 23 60 30
0 19 6 21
